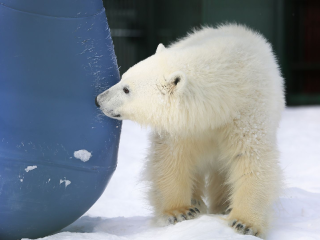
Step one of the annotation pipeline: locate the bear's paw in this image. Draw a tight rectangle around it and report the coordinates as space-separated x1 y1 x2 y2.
158 206 201 226
228 219 260 237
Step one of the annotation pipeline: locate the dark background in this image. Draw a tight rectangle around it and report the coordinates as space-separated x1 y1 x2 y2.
102 0 320 106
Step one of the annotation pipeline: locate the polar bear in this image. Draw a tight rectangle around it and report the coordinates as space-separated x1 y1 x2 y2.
96 24 284 238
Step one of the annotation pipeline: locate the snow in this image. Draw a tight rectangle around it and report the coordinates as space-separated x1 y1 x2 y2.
25 166 37 172
24 107 320 240
74 149 92 162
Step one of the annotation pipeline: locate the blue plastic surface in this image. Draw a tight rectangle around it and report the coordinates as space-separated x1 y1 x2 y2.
0 1 121 239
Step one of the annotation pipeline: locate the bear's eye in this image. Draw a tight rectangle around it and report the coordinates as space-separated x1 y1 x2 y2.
174 77 180 85
123 87 130 94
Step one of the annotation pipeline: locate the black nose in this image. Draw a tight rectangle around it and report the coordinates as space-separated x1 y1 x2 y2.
95 96 100 108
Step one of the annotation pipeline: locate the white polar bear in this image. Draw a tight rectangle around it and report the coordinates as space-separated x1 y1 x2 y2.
96 24 285 238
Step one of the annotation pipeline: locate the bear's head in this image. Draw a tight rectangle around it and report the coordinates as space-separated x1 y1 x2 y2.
96 43 192 134
97 43 237 136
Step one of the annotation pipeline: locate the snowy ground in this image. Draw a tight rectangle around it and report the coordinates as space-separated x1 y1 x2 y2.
25 107 320 240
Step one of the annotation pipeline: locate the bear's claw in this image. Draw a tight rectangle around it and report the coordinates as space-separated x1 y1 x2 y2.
229 219 259 236
191 198 207 214
168 216 178 224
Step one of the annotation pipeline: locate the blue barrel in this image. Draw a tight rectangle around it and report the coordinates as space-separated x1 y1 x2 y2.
0 1 121 239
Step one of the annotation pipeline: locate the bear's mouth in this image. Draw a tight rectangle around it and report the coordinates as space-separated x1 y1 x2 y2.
101 109 121 119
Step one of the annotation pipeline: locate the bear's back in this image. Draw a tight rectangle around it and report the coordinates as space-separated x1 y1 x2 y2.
169 24 272 57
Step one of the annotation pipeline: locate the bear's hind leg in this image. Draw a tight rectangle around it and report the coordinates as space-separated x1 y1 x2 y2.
191 173 207 214
207 170 230 214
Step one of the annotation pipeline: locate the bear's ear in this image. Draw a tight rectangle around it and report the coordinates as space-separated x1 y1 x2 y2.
166 71 187 94
156 43 166 54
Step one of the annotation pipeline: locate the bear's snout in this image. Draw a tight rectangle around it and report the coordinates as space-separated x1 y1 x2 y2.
95 96 100 108
96 90 110 107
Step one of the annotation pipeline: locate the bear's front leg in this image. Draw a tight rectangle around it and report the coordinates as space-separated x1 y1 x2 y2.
226 149 281 239
146 133 202 226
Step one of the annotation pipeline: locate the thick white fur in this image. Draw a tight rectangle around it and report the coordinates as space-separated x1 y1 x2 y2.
97 24 285 238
